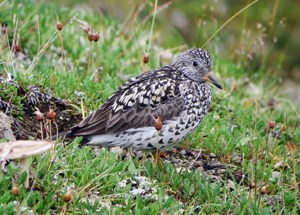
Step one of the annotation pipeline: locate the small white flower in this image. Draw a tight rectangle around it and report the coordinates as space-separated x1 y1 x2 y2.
118 179 127 188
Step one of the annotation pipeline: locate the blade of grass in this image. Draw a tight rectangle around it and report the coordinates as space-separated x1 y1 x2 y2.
146 0 158 54
202 0 259 48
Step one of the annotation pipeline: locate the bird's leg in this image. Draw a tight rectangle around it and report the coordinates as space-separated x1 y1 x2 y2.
151 114 164 171
152 150 164 171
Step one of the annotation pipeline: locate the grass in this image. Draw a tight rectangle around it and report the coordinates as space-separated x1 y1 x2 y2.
0 0 299 214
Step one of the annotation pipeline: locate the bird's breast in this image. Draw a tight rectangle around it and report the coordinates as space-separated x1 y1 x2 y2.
180 82 212 115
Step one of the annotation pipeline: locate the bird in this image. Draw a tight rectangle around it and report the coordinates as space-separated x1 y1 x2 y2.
65 48 222 168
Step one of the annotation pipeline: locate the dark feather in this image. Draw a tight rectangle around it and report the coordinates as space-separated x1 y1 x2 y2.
69 66 185 137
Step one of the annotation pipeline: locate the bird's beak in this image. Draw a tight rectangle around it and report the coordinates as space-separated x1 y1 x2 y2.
204 73 222 90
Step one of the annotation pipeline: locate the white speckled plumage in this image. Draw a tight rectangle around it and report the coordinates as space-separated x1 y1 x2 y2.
67 48 222 151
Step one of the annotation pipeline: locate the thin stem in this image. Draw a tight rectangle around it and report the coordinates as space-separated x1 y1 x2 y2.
80 98 85 119
26 31 57 74
202 0 259 48
146 0 158 53
292 156 298 214
87 41 93 76
26 13 77 74
49 120 52 141
40 121 44 140
270 0 280 32
54 121 59 139
93 40 100 82
58 30 65 72
36 15 41 54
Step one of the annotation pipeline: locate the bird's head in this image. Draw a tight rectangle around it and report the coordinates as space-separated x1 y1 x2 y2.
171 48 222 90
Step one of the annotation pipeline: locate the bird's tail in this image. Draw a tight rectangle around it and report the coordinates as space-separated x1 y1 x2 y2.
55 130 90 147
51 130 70 140
57 130 73 138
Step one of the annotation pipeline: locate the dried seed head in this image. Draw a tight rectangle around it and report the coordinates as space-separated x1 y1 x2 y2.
260 184 269 194
143 53 150 64
249 181 256 189
286 141 297 155
77 19 91 33
160 210 168 215
63 190 72 202
34 110 44 122
47 109 56 121
268 120 275 129
83 26 91 33
93 32 99 42
88 31 94 41
56 21 63 31
153 116 163 131
159 151 167 158
13 43 21 52
12 184 19 196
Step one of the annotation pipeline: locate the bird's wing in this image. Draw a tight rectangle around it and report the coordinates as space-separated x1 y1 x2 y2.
70 67 185 136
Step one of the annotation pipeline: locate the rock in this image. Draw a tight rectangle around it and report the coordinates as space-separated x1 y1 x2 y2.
274 160 288 170
179 149 187 155
209 153 216 158
271 171 281 181
110 147 123 155
232 154 243 163
0 112 16 141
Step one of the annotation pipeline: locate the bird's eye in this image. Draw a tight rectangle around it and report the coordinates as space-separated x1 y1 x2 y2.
193 61 198 67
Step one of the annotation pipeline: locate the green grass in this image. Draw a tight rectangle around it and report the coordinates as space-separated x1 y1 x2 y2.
0 0 299 214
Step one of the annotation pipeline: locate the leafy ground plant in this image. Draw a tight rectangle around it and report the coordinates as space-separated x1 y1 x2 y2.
0 0 299 214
